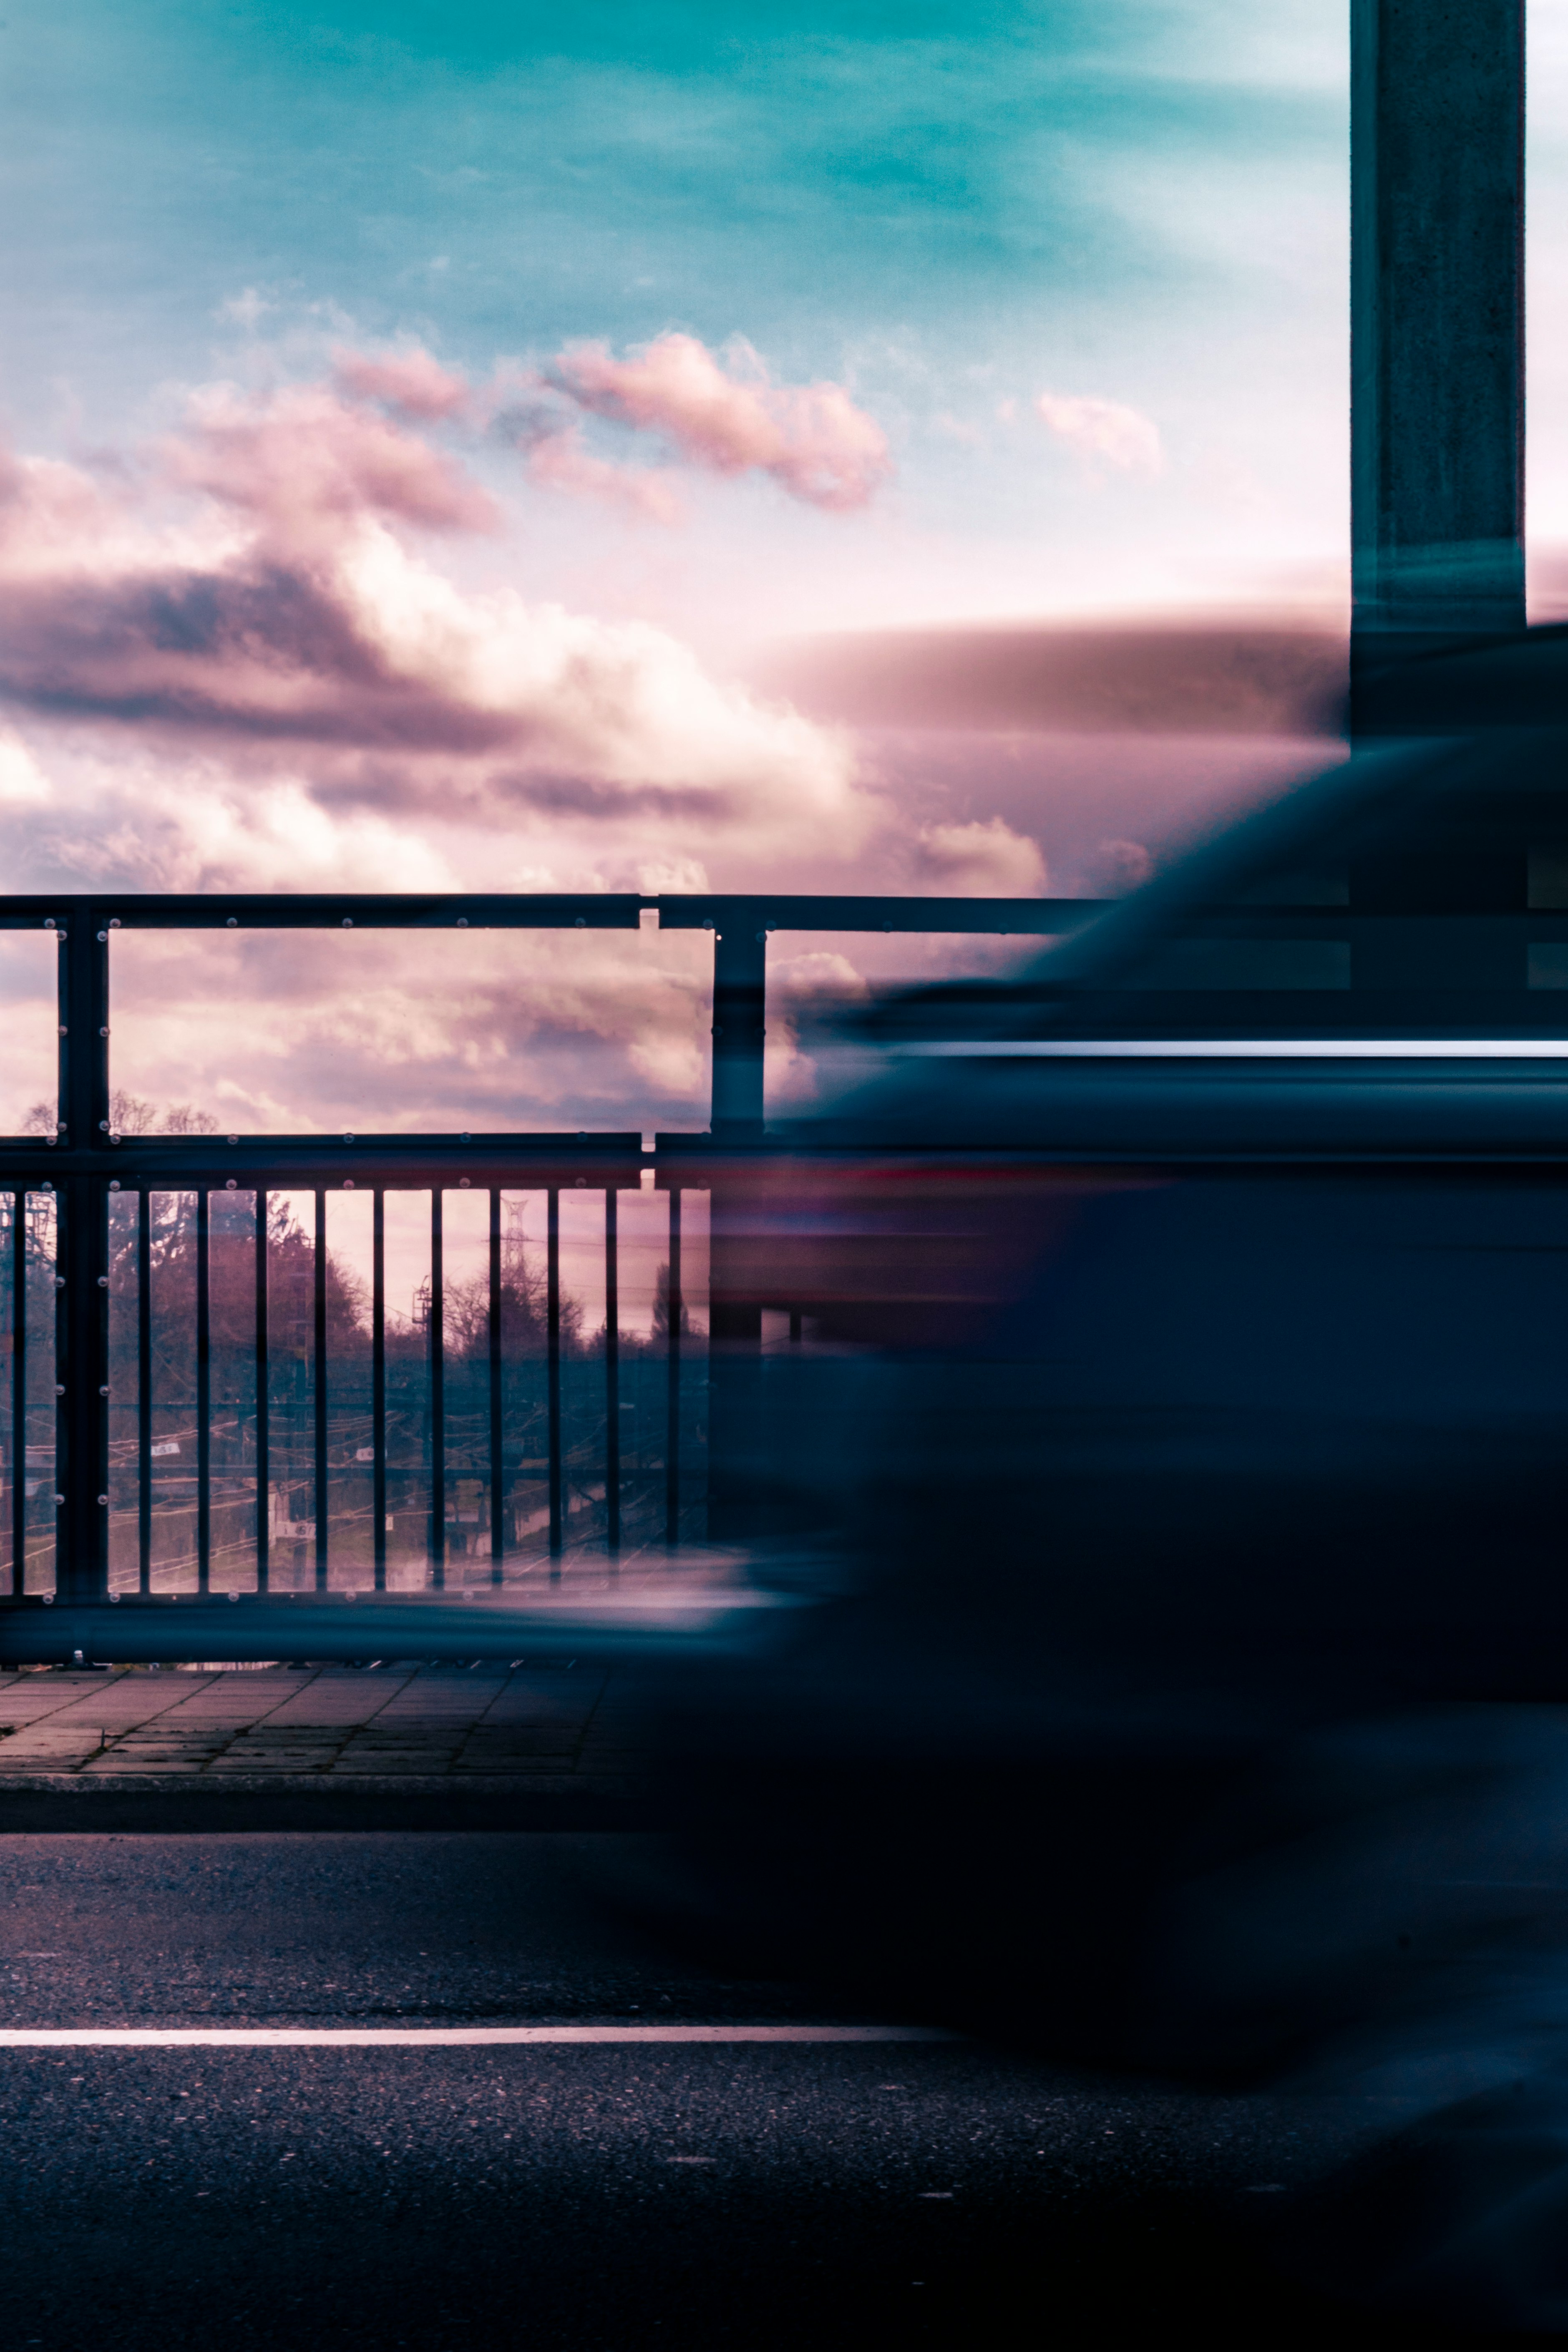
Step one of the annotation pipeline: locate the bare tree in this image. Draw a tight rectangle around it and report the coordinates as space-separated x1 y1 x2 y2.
108 1090 157 1134
440 1204 584 1360
20 1090 216 1137
651 1260 693 1340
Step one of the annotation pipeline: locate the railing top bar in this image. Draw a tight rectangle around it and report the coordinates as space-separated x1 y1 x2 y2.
0 1136 652 1179
0 893 646 931
654 894 1102 934
0 892 1105 934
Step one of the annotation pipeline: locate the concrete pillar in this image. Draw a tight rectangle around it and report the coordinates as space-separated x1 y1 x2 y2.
1352 0 1525 679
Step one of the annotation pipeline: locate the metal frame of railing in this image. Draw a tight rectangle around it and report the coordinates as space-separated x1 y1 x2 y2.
0 891 1089 1641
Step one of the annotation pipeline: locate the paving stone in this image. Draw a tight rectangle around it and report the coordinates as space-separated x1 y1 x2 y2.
0 1663 650 1806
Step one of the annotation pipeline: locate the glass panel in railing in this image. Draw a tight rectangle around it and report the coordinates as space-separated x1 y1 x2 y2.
207 1188 261 1595
19 1189 57 1599
436 1182 494 1589
0 1193 14 1597
106 1186 141 1594
672 1189 710 1549
259 1189 324 1597
320 1187 374 1592
139 1191 201 1593
107 925 712 1137
612 1180 672 1556
763 929 1048 1119
555 1186 608 1569
0 936 60 1141
492 1189 549 1584
0 1191 57 1599
379 1190 433 1594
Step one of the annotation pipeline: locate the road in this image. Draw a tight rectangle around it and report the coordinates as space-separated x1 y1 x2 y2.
0 1833 1418 2350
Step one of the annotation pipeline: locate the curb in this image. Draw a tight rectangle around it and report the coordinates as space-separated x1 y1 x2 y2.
0 1773 659 1833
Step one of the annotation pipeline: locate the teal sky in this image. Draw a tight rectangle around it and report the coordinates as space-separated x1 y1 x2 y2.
0 1 1352 637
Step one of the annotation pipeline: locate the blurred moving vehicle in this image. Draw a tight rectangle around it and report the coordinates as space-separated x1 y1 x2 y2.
639 633 1568 2327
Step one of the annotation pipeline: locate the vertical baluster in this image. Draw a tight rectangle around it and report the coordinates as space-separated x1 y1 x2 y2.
137 1189 151 1595
430 1189 445 1591
488 1187 503 1586
10 1194 24 1597
58 917 110 1604
665 1187 682 1549
314 1187 327 1592
604 1188 620 1563
372 1188 386 1592
547 1188 561 1575
196 1188 210 1595
254 1189 269 1594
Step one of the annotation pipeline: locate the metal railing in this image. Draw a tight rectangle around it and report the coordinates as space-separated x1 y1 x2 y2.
0 890 1086 1648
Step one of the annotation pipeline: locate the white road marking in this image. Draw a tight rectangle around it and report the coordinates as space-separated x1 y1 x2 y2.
0 2025 954 2047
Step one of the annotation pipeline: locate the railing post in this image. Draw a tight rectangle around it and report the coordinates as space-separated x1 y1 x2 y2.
58 904 110 1602
11 1192 27 1595
488 1185 504 1585
371 1187 386 1592
546 1186 562 1574
707 920 765 1539
1351 0 1525 711
313 1187 327 1592
710 923 766 1137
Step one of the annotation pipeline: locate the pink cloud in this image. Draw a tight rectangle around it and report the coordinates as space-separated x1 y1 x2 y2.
164 385 499 542
1086 836 1153 893
913 817 1046 896
332 346 473 422
0 446 127 568
546 333 892 512
522 424 685 526
0 386 866 862
1034 393 1164 480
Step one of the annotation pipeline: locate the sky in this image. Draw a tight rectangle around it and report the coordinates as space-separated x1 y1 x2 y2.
0 2 1559 1134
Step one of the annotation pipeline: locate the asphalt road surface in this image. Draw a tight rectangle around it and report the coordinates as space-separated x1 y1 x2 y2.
0 1834 1439 2350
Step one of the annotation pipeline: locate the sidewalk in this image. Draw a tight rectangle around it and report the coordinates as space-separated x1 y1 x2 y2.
0 1664 653 1830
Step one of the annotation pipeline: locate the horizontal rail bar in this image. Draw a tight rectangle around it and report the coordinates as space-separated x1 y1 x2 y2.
0 895 646 930
20 893 1568 936
655 894 1104 933
0 891 1109 933
13 893 1568 934
0 1142 651 1181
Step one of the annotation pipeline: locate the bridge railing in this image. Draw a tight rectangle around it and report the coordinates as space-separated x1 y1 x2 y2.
0 891 1092 1641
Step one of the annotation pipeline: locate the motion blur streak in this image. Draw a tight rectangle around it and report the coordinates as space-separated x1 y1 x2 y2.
628 679 1568 2329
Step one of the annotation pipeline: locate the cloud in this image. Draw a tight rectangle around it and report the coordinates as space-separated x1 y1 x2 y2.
106 924 718 1134
218 289 271 331
519 423 685 525
332 345 473 422
1086 836 1153 893
0 729 49 805
913 817 1046 896
0 378 873 883
1035 392 1164 479
163 383 500 540
545 333 892 512
322 336 892 521
771 947 871 1017
763 948 872 1108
